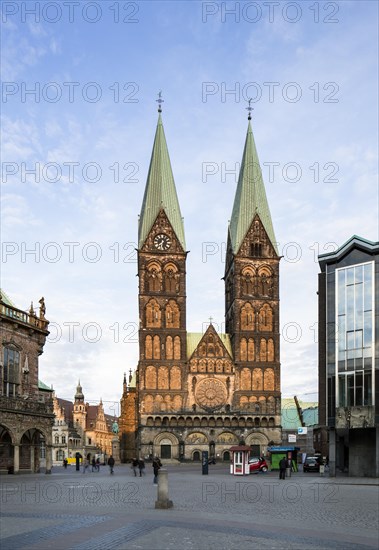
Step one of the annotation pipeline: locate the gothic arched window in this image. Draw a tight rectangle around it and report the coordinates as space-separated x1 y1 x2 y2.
153 335 161 359
240 368 251 391
164 263 179 293
259 304 273 331
260 338 267 362
146 262 162 292
166 336 173 359
247 338 255 361
240 303 254 330
264 368 275 391
252 368 263 390
146 299 161 328
165 300 180 328
240 338 247 361
145 335 153 359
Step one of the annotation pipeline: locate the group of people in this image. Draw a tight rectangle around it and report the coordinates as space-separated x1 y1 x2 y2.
75 454 162 479
131 456 162 483
131 458 146 477
82 456 101 473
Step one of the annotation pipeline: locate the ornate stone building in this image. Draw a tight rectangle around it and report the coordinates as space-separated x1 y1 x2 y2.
120 109 282 461
0 290 54 473
51 382 115 465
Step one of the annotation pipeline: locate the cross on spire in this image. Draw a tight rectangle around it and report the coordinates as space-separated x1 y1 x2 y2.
156 91 164 113
209 316 213 325
246 97 254 120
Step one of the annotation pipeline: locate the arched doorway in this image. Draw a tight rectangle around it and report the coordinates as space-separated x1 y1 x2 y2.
153 432 179 460
193 450 201 461
245 432 269 458
20 429 47 472
0 425 14 473
223 450 230 462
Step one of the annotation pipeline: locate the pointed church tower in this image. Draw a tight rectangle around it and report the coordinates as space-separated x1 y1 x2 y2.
225 114 281 427
73 380 87 435
137 103 188 456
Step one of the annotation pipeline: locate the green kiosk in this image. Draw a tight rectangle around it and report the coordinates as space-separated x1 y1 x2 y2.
267 446 300 471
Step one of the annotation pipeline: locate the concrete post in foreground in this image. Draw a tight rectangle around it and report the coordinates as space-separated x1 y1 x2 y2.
112 437 121 464
155 469 173 509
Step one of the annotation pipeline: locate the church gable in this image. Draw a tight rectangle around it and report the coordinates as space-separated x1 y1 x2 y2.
140 209 185 254
237 214 278 259
188 325 234 374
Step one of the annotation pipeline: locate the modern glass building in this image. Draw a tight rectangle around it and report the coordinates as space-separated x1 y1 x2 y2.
318 236 379 477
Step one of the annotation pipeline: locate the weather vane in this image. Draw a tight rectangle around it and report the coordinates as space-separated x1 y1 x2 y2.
156 91 164 113
246 97 254 120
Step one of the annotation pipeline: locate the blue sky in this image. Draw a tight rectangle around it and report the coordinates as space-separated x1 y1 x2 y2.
1 1 378 414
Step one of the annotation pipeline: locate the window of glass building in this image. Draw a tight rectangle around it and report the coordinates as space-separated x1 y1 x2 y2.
336 262 373 407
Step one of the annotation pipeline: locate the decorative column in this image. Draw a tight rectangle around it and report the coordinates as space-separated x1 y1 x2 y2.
30 445 35 472
13 444 20 474
45 445 52 474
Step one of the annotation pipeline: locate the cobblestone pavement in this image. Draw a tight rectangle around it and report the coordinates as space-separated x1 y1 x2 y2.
1 464 378 549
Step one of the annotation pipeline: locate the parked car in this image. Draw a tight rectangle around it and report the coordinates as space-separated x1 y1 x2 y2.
303 457 320 473
249 457 268 473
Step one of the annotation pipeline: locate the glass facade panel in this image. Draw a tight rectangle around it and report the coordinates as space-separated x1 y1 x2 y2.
363 264 372 309
364 310 372 347
338 375 345 407
346 286 354 330
338 315 345 352
364 372 372 405
355 283 363 327
338 270 345 314
347 373 354 406
355 372 363 406
355 265 363 284
346 268 354 285
334 261 374 409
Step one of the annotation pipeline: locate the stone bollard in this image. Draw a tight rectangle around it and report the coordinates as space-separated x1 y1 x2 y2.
155 469 173 509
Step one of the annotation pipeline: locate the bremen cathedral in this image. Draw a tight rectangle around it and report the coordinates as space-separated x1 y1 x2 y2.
119 105 282 462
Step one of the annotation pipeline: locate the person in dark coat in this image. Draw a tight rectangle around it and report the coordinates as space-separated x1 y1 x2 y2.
108 455 115 474
152 456 162 484
131 458 139 477
138 459 145 477
279 456 287 480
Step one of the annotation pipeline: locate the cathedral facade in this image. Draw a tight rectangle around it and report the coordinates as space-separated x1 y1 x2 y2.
120 110 281 461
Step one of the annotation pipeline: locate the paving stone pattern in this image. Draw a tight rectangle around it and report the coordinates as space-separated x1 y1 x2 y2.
1 464 378 549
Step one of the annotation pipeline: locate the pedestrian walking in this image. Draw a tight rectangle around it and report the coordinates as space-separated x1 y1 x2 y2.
63 458 68 469
279 456 287 480
152 456 162 484
96 457 100 472
131 458 139 477
91 457 96 472
138 458 145 477
82 458 90 474
108 455 115 475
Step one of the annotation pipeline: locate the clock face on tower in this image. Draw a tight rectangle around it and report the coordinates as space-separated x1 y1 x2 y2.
154 233 171 251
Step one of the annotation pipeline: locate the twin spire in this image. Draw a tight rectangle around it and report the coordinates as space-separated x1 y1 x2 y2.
138 104 186 250
139 98 276 255
229 120 278 255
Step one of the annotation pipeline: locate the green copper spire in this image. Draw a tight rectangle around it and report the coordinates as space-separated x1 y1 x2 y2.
138 113 185 250
229 120 278 254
